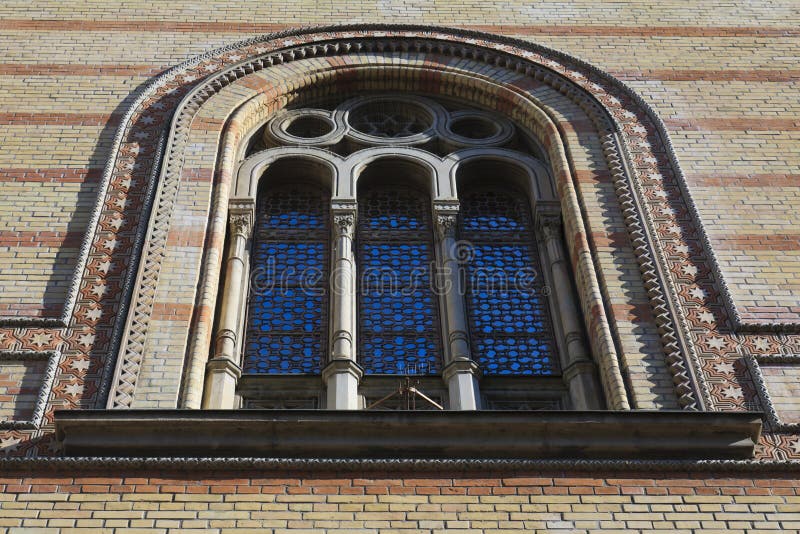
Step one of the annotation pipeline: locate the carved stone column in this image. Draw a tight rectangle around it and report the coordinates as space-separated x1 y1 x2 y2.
434 201 481 410
322 201 363 409
535 205 604 410
202 199 254 409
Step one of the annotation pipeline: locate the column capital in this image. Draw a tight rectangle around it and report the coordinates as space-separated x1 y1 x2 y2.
333 213 356 238
435 213 458 240
332 199 358 238
433 199 460 241
534 201 562 242
228 197 255 239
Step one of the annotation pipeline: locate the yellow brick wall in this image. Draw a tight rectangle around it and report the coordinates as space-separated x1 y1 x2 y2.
0 0 797 320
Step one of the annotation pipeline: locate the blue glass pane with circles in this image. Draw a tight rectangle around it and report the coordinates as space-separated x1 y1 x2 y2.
248 288 324 333
359 187 427 231
472 336 555 376
244 185 329 375
360 243 432 289
357 185 442 374
243 334 323 375
460 190 528 232
260 188 327 229
251 242 326 286
469 290 548 335
460 187 558 376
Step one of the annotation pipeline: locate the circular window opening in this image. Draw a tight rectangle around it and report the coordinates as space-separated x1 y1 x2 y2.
449 116 500 140
284 116 334 138
350 100 433 138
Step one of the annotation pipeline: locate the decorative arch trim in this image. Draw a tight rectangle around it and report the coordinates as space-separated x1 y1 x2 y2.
92 25 763 416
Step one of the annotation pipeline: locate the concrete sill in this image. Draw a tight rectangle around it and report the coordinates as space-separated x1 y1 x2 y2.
55 409 762 460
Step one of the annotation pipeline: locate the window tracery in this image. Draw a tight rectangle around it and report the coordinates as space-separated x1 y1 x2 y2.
208 94 603 410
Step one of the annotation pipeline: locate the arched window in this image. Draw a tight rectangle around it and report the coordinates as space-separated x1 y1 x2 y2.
244 182 330 375
459 184 558 377
356 176 442 376
208 93 603 410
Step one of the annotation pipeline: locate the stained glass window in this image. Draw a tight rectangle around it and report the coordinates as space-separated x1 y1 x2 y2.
244 184 329 374
357 184 442 374
459 187 559 376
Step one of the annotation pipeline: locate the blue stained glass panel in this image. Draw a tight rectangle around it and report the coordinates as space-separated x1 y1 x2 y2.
357 184 442 374
244 184 329 374
460 187 559 376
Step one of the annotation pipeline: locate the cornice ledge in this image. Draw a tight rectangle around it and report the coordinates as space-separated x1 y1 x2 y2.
54 409 762 461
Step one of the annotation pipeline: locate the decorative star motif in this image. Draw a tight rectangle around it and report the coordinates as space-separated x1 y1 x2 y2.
666 224 681 235
0 437 21 455
76 333 96 348
681 264 698 277
707 337 726 350
64 382 84 397
689 287 706 299
133 131 149 140
108 217 125 231
714 362 735 375
84 307 103 322
654 190 668 198
0 332 6 343
753 337 771 352
69 358 91 372
203 64 217 72
89 282 107 298
113 197 128 210
632 125 647 134
698 310 715 325
659 206 676 216
721 385 743 400
101 238 118 252
96 260 113 274
674 244 690 255
30 332 53 348
643 156 658 164
790 438 800 455
140 116 155 125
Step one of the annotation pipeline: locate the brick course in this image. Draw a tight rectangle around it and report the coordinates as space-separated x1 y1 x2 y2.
0 473 797 532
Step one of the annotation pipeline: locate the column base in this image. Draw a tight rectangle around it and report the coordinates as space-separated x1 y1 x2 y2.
563 360 605 410
322 359 364 410
202 358 242 409
443 359 482 410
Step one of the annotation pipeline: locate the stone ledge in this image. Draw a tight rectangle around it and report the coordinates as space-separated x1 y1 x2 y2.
54 409 763 460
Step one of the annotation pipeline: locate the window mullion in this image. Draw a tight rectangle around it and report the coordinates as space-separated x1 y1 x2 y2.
434 203 482 410
322 202 363 409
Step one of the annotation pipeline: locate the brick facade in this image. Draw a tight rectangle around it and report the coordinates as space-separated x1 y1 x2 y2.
0 471 799 532
0 1 799 531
